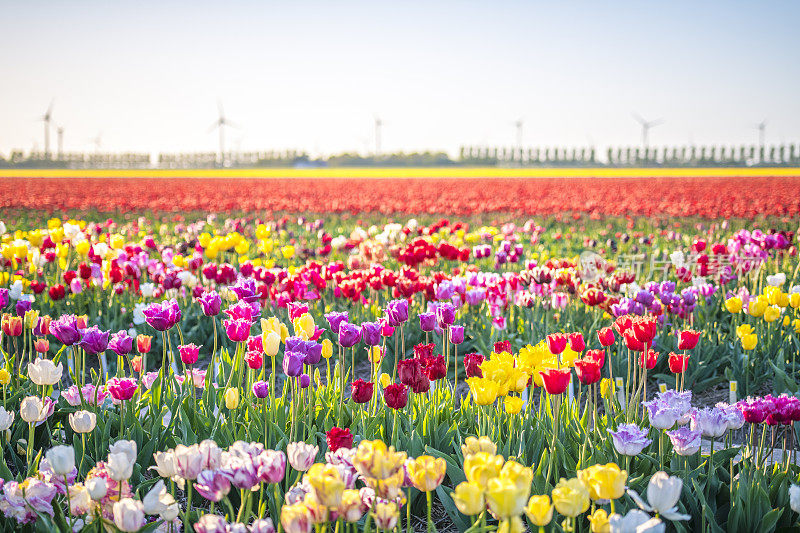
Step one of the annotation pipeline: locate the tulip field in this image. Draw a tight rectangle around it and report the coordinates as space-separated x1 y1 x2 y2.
2 172 800 532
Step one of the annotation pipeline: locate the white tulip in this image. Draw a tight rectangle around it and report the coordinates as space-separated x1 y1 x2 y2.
609 510 664 533
113 498 145 532
19 396 44 423
287 441 318 472
44 445 75 476
0 221 6 236
109 439 137 464
790 484 800 514
69 410 97 433
627 471 691 522
199 439 222 470
107 452 134 481
140 283 156 298
143 479 177 517
85 476 108 500
0 407 14 431
150 450 178 478
174 443 203 480
161 501 180 522
669 251 685 268
28 358 63 386
767 273 787 287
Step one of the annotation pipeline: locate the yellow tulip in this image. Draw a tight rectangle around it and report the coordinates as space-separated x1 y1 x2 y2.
467 377 499 406
551 477 590 517
579 463 627 500
224 387 239 409
763 305 781 323
452 482 485 516
262 331 281 357
338 489 365 523
110 234 124 249
496 516 525 533
74 240 90 256
405 455 446 492
749 299 767 318
736 324 754 338
24 310 39 330
461 436 497 459
0 368 10 385
464 452 505 487
725 296 743 314
321 339 334 360
741 333 758 350
293 313 315 339
379 373 391 388
790 293 800 309
368 346 384 364
524 495 553 527
352 440 407 480
306 463 345 508
504 396 524 415
793 319 800 335
600 378 615 399
485 473 530 519
281 502 312 533
498 460 533 492
588 508 611 533
373 500 399 531
281 245 295 259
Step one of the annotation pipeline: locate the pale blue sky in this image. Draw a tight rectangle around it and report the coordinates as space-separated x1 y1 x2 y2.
0 1 798 157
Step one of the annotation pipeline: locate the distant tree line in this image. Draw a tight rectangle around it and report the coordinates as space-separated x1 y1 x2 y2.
0 144 798 169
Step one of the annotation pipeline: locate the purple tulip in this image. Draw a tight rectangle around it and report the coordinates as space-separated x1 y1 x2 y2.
282 351 303 377
78 326 109 355
231 276 260 304
338 323 362 348
50 315 82 346
303 342 322 365
0 288 8 308
143 299 182 331
252 381 270 399
386 299 409 326
666 426 702 455
197 291 222 316
108 330 133 356
15 299 32 317
465 289 486 306
690 407 728 438
324 312 349 335
300 373 311 388
436 303 456 327
449 325 464 345
361 322 381 347
418 312 436 332
642 399 679 430
195 469 232 502
608 424 652 456
194 514 229 533
285 336 306 354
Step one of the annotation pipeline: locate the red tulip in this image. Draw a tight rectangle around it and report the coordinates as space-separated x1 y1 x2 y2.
632 316 657 344
585 349 605 367
326 427 354 452
384 383 408 409
568 332 585 353
546 333 568 355
668 352 690 373
677 330 701 350
623 331 645 352
540 368 571 395
597 326 615 347
574 358 601 385
350 379 374 404
463 353 485 378
639 349 659 370
493 340 512 354
614 315 633 335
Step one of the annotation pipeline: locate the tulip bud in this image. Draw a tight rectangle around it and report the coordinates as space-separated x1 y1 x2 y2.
225 387 239 410
263 331 281 357
321 339 333 359
136 334 152 354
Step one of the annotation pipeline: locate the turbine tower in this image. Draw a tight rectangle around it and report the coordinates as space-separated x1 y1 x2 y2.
40 99 54 158
513 118 524 148
56 126 64 159
754 120 767 149
374 115 383 157
208 100 239 166
632 113 664 148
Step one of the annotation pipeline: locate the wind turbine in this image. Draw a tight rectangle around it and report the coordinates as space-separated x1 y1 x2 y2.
374 115 383 157
56 126 64 159
753 120 767 149
632 113 664 148
39 99 54 158
513 118 524 148
208 100 239 166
